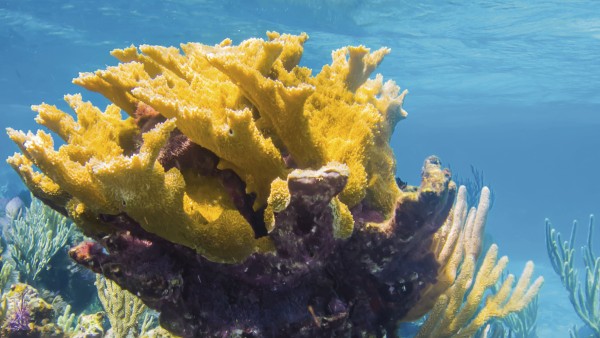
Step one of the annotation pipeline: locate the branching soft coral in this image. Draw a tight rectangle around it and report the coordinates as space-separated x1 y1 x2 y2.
415 187 544 337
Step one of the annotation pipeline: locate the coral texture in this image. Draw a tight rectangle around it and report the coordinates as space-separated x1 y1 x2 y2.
7 195 73 285
7 32 462 336
1 283 64 337
71 312 104 338
95 274 148 337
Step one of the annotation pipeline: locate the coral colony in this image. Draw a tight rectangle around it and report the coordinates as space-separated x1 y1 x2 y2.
6 33 542 337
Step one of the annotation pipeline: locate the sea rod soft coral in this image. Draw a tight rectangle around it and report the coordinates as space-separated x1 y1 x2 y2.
6 32 537 337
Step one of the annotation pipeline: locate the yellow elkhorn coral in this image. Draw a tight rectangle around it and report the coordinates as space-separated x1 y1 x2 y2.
7 32 407 263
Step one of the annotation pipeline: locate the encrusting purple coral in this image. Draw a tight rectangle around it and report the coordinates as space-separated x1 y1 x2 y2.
1 283 62 337
69 154 454 337
7 293 31 334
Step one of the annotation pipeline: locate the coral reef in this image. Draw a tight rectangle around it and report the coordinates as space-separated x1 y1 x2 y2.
5 32 541 337
546 215 600 336
1 283 63 337
482 272 541 338
71 312 104 338
95 274 149 337
482 286 541 338
56 305 76 336
0 243 15 293
7 195 73 285
64 156 454 337
414 187 543 337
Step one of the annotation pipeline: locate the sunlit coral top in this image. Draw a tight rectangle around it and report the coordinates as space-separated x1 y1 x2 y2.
7 32 407 263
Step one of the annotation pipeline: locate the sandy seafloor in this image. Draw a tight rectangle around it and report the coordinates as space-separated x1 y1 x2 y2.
1 0 600 336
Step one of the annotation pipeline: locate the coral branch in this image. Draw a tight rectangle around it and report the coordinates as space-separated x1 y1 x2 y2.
96 275 147 337
7 195 73 285
546 215 600 336
414 187 544 338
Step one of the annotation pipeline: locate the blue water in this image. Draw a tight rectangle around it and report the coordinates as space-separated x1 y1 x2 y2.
1 0 599 336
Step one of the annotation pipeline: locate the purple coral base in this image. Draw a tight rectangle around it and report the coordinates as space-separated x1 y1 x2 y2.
67 152 455 338
7 294 31 334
